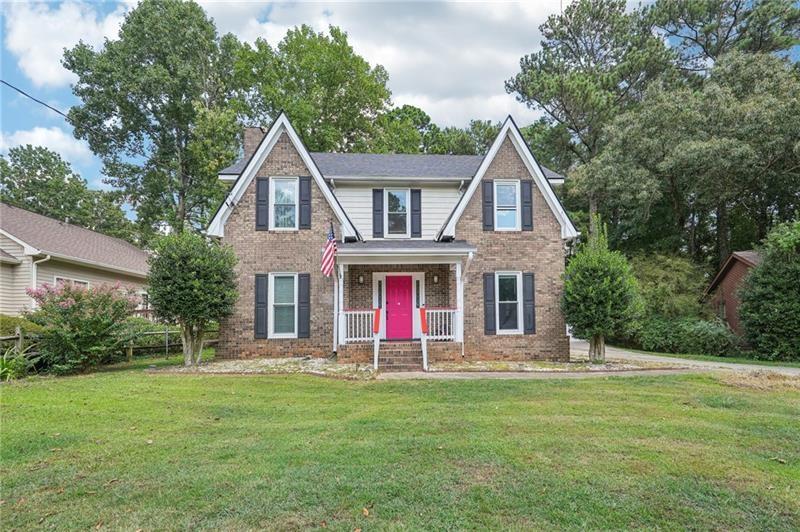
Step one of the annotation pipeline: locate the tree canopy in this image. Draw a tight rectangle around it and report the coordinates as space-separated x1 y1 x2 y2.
63 0 239 242
647 0 800 75
233 25 392 152
0 145 134 242
582 52 800 266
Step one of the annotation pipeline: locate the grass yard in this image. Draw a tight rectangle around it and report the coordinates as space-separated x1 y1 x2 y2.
2 358 799 530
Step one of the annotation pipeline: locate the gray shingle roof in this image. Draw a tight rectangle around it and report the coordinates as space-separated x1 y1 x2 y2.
0 203 149 276
220 152 565 181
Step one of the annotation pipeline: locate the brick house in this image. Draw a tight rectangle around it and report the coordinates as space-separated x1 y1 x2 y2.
207 113 578 370
705 251 762 336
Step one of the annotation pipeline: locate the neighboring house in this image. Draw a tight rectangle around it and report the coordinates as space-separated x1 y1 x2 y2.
0 202 150 316
208 112 578 370
705 250 762 336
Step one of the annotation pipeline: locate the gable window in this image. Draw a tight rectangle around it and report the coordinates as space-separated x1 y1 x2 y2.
385 189 409 237
270 177 298 230
269 273 297 338
494 180 520 231
496 272 522 333
55 276 89 289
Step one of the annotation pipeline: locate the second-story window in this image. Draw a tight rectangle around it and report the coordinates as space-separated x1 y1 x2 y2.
270 177 298 230
494 180 520 231
385 189 409 237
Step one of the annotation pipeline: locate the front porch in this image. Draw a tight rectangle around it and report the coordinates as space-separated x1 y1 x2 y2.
332 240 475 370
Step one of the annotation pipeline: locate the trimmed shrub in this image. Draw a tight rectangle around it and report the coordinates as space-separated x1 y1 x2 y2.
639 317 740 357
562 217 641 362
26 282 139 374
739 220 800 361
0 314 44 336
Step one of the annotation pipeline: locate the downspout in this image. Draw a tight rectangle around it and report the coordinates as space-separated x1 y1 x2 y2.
30 254 51 308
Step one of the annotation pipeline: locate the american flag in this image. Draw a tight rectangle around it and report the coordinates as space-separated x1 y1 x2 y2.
321 223 337 277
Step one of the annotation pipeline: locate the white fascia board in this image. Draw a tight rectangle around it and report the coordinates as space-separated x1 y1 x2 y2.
438 117 578 240
0 228 40 255
207 113 358 239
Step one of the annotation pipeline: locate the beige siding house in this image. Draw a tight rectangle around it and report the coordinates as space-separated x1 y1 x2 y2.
0 203 149 315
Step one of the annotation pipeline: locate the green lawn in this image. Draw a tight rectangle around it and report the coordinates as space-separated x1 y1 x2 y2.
2 359 799 530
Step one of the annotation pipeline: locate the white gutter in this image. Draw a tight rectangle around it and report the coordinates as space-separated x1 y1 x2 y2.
30 254 51 307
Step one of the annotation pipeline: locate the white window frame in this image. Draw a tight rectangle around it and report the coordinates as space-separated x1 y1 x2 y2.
384 188 410 238
495 271 523 335
268 272 298 339
494 180 521 231
269 177 299 231
54 276 90 288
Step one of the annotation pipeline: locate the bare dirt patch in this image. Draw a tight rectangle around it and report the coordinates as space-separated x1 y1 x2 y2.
719 371 800 392
429 356 683 373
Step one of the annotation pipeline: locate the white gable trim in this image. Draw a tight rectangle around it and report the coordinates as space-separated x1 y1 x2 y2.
0 228 40 255
437 117 579 240
207 113 358 239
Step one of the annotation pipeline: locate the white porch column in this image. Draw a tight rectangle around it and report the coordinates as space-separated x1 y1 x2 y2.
337 264 346 345
455 261 464 342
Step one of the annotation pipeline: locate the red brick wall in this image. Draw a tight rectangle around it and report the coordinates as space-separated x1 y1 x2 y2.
218 132 337 358
709 259 753 336
455 134 569 361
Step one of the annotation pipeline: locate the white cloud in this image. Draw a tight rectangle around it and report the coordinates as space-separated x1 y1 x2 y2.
0 126 93 165
3 1 568 125
3 1 128 88
200 1 562 126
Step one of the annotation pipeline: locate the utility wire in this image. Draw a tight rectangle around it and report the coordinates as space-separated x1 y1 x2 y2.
1 78 187 179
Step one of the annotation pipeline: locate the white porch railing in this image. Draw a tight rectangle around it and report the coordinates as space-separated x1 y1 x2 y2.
426 308 457 341
342 309 374 343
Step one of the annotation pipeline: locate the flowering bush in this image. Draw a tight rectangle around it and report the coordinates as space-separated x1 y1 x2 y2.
26 281 139 374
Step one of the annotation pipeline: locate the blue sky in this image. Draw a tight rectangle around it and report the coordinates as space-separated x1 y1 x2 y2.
2 1 797 195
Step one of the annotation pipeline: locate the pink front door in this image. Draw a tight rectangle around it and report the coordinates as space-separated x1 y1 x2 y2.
385 275 413 339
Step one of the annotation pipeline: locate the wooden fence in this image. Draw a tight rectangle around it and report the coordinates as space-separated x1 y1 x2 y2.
1 325 219 362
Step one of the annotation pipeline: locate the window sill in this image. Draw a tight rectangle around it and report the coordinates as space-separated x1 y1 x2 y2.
268 333 298 339
496 329 523 335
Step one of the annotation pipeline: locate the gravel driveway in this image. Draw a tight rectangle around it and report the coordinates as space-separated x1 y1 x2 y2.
570 339 800 377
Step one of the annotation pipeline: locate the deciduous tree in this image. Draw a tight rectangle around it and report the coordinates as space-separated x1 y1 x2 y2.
0 145 133 242
63 0 239 242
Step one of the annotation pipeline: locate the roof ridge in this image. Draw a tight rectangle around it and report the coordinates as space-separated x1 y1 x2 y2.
0 202 145 252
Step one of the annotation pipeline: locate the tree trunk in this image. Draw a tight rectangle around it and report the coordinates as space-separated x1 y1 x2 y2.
588 195 598 236
180 323 205 366
589 334 605 364
716 202 730 267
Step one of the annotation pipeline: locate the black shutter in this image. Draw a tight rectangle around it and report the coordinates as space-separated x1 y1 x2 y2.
256 177 269 230
372 188 384 238
483 273 496 335
297 273 310 338
299 176 311 229
410 189 422 238
523 272 535 334
255 274 268 338
521 181 533 231
482 180 494 231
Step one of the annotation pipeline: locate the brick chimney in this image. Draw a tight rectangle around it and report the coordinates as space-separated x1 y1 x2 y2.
243 126 266 160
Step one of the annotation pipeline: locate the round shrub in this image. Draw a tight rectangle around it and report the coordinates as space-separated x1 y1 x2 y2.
739 220 800 361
